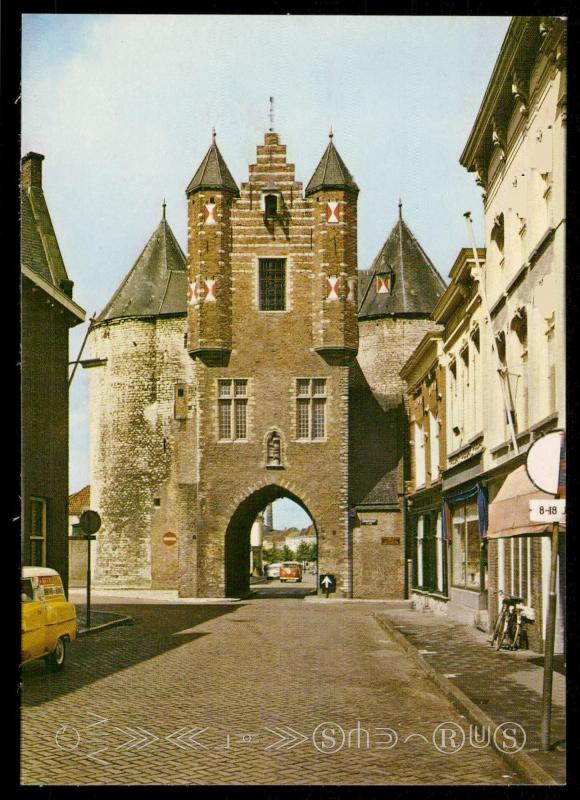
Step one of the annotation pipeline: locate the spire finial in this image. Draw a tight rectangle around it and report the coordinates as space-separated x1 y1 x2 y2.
212 126 216 144
268 96 274 132
398 197 403 220
162 198 166 220
329 126 333 140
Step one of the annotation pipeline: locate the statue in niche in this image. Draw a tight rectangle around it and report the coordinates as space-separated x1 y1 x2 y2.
266 431 282 466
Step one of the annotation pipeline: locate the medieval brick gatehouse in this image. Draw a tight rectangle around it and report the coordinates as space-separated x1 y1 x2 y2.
89 128 444 598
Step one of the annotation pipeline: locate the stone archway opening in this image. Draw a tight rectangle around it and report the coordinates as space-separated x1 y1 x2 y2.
224 484 317 598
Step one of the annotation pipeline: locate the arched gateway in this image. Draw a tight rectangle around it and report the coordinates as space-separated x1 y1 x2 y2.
224 484 317 597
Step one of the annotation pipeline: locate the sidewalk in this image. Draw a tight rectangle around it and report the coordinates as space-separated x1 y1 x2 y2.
374 607 566 785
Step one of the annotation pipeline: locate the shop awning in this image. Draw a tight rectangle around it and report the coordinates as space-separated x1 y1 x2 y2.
487 465 565 539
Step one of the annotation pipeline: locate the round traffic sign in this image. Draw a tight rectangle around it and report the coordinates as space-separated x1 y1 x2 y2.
526 430 564 495
79 509 102 535
162 531 178 546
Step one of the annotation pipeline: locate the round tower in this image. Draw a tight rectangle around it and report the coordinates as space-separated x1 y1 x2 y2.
305 132 359 365
89 208 193 588
186 130 240 366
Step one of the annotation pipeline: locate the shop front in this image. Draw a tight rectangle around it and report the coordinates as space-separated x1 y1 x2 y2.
442 480 489 627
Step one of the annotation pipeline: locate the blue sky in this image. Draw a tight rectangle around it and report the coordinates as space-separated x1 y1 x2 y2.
21 14 510 529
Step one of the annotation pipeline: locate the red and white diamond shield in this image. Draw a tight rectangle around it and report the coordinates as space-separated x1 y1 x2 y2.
326 201 339 224
326 276 340 301
203 204 217 225
347 277 357 303
376 276 389 294
204 278 217 302
187 280 201 306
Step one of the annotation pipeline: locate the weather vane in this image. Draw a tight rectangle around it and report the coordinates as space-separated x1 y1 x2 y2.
269 96 274 132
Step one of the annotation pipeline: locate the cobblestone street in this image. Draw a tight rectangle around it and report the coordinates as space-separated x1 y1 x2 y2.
21 594 521 785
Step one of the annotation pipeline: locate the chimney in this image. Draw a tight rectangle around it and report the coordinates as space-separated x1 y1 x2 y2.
22 152 45 189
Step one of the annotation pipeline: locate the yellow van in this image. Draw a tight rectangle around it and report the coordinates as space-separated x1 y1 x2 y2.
21 567 77 671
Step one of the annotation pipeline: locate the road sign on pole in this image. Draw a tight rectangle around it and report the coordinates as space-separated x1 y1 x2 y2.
526 430 566 751
78 510 101 629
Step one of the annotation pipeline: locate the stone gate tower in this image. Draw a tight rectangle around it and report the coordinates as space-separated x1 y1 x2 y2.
181 129 359 597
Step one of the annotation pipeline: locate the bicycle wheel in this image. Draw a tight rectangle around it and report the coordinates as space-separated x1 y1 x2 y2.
493 610 508 650
511 617 522 651
504 612 518 650
490 606 505 647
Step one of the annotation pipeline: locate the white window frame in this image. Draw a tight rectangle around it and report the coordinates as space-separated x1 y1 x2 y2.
414 420 426 488
29 496 47 566
296 378 327 441
429 410 440 481
218 379 248 441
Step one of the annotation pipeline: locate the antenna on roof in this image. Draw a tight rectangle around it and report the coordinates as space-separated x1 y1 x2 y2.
269 97 274 132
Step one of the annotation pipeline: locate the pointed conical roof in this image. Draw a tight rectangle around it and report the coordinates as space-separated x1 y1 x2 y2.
305 135 359 196
358 206 446 319
97 208 187 323
186 133 239 196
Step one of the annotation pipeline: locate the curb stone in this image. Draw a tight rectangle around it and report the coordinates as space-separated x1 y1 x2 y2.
373 612 559 786
78 612 134 637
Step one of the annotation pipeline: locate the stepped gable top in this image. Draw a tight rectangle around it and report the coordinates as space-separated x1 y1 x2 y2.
186 131 240 196
305 132 359 196
358 204 446 319
97 206 187 323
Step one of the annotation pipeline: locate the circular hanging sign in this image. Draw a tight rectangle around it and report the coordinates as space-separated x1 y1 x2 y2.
79 509 102 535
525 430 564 495
162 531 178 546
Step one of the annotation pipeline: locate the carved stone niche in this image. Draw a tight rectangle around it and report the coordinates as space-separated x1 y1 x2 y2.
511 71 528 117
265 430 283 469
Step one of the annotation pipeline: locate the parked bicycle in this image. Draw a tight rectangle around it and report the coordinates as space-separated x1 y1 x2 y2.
490 593 535 651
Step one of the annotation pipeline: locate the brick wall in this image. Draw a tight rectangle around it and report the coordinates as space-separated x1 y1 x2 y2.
21 278 70 586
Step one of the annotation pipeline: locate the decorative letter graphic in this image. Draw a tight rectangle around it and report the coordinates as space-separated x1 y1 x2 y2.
326 201 339 224
204 203 217 225
326 276 341 301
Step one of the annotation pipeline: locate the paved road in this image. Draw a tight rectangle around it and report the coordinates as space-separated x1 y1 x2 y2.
21 596 519 785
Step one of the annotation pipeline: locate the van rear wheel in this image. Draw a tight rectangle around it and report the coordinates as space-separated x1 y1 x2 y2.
46 637 66 672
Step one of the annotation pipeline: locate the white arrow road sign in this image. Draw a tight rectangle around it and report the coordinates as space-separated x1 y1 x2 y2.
85 748 110 765
321 576 332 588
115 726 159 751
166 727 209 750
265 726 309 751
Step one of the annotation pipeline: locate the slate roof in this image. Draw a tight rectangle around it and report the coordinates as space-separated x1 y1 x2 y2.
21 183 70 292
358 210 446 318
97 211 187 323
305 136 359 196
186 137 239 196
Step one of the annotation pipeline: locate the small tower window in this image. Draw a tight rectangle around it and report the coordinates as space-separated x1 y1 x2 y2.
264 194 278 219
